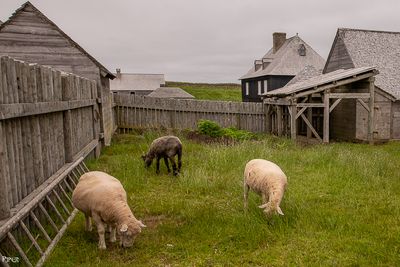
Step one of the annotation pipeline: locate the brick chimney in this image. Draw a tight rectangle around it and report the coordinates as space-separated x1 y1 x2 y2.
116 68 121 79
273 32 286 53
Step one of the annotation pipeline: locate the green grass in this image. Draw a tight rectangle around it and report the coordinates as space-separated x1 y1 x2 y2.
166 81 241 101
45 131 400 266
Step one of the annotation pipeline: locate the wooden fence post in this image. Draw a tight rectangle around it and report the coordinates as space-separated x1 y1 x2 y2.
91 80 101 158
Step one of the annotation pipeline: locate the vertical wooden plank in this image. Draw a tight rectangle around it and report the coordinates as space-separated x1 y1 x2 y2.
5 120 18 206
0 121 11 219
1 57 9 104
0 56 3 104
323 91 330 143
7 57 18 104
62 74 73 163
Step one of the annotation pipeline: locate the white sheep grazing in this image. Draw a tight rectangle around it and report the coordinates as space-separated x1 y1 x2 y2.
72 171 146 249
243 159 287 216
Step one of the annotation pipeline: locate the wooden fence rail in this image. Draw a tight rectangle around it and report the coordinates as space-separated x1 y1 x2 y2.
113 94 266 133
0 56 100 220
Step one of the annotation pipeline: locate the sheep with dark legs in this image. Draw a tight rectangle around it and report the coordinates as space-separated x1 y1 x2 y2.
142 136 182 175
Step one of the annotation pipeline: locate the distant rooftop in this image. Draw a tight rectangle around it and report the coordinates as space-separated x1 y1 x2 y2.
147 87 195 99
110 69 165 91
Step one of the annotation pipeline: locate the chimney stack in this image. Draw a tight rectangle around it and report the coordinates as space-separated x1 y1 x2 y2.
116 68 121 79
273 32 286 53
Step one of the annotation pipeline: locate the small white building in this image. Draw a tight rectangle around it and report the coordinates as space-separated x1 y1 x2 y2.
110 69 165 95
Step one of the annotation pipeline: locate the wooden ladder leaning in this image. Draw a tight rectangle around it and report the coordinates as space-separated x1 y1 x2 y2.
0 157 89 267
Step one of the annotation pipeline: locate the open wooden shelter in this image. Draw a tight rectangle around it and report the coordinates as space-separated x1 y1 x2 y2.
263 66 379 143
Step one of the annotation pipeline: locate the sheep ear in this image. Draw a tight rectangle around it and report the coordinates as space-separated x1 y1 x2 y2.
120 224 128 232
277 207 284 216
258 203 268 209
138 220 147 228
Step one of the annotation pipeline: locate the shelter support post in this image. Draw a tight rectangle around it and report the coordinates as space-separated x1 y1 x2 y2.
323 90 330 143
368 77 375 144
277 106 283 136
290 103 297 141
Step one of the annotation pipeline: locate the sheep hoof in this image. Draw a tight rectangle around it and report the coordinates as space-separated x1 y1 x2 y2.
110 237 116 243
98 244 106 250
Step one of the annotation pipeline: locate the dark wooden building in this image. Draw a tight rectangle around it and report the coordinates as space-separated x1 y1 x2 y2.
0 1 116 144
262 28 400 143
240 32 325 102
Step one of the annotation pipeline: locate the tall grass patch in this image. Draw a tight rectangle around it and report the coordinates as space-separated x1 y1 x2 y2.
45 132 400 266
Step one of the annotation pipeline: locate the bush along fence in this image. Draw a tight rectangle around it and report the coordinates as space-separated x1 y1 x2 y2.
113 94 267 133
0 56 100 266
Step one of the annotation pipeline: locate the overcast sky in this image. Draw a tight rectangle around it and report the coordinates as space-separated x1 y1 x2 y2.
1 0 399 83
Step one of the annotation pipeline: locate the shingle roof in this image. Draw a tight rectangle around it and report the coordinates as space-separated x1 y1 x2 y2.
264 66 377 97
285 65 322 86
240 35 325 80
147 87 195 99
0 2 115 79
327 28 400 99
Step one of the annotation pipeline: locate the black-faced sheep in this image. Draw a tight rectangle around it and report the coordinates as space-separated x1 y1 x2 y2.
142 135 182 175
243 159 287 216
72 171 146 249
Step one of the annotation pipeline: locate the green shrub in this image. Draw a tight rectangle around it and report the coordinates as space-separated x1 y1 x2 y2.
222 127 254 141
197 120 254 140
197 119 223 137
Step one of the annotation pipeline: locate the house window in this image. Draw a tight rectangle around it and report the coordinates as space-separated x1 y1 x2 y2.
263 80 268 93
258 81 262 95
245 82 249 95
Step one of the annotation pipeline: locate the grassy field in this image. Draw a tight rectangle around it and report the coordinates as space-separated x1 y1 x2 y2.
166 81 241 101
46 131 400 266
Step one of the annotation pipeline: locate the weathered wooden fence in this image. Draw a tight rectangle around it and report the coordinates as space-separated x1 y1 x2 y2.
0 56 101 219
114 94 266 133
0 56 102 266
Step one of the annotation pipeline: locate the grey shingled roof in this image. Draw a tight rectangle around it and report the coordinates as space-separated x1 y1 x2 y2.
264 66 377 97
328 28 400 99
285 65 322 86
147 87 195 99
240 35 325 80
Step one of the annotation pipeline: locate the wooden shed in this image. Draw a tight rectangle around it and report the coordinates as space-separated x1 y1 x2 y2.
263 67 379 143
324 28 400 141
0 1 116 144
240 32 325 102
263 28 400 143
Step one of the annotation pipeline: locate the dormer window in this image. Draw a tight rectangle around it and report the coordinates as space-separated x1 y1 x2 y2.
262 58 271 70
298 44 306 56
254 60 262 71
